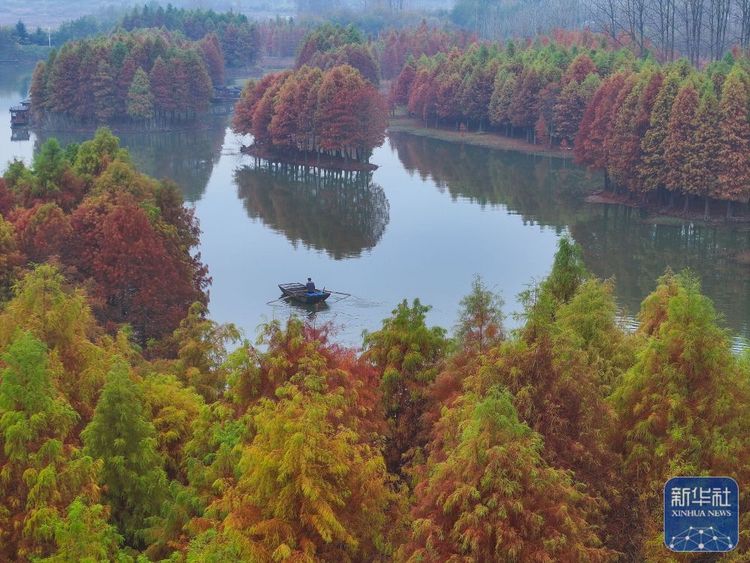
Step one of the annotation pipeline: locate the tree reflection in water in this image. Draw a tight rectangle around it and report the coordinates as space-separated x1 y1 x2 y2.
388 132 750 342
234 160 390 259
388 131 600 228
35 118 228 203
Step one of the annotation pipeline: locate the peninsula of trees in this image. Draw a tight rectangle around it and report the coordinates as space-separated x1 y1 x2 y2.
393 34 750 216
29 30 217 126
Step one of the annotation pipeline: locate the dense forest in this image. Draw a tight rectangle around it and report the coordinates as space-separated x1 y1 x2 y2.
378 21 475 79
121 4 261 68
293 21 475 84
0 127 747 559
392 34 750 214
4 5 750 561
28 29 216 125
233 64 388 164
392 35 631 146
296 23 382 84
0 129 207 346
575 57 750 215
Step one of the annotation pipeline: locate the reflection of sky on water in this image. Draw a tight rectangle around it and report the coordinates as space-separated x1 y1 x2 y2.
198 131 578 345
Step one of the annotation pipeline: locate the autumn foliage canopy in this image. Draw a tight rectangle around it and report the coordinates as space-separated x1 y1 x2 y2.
233 64 388 163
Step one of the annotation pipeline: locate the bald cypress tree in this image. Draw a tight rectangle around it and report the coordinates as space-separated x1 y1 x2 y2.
638 70 682 196
363 299 447 476
664 81 700 210
82 363 167 547
717 67 750 214
607 73 644 191
612 272 750 559
692 86 723 218
126 68 154 122
0 332 98 560
399 387 614 562
93 60 116 123
473 238 632 554
39 498 127 562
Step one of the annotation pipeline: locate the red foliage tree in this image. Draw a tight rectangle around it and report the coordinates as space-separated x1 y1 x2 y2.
231 73 279 136
316 65 363 154
563 53 597 84
269 74 299 149
69 197 204 345
575 72 627 173
200 33 225 86
717 68 750 209
11 202 71 262
150 56 174 119
390 60 416 107
250 73 288 145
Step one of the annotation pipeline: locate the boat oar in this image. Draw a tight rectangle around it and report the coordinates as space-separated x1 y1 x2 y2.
324 289 351 297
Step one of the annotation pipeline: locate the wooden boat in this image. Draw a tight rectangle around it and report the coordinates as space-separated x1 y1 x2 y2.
278 282 331 304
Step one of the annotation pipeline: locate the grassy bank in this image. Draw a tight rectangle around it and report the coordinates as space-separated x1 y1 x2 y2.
387 115 572 159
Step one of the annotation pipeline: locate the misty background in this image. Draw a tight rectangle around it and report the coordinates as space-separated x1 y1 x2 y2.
1 0 748 66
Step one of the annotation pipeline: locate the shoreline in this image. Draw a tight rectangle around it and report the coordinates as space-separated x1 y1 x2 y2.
387 115 572 159
31 114 231 135
586 190 750 225
388 116 750 227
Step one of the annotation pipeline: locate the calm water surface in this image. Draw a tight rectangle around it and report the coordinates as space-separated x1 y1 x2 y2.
2 65 749 347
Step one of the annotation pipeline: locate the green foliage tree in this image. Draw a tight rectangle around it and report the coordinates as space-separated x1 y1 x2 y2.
363 299 448 475
399 387 613 562
220 383 401 561
82 363 167 547
126 67 154 122
0 332 99 560
455 274 504 352
32 138 67 195
38 497 130 562
139 374 204 480
0 264 113 421
612 272 750 559
170 302 240 402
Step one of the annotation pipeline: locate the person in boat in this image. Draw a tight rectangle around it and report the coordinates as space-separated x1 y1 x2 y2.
306 277 316 293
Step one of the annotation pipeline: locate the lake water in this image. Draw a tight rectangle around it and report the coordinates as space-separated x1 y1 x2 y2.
2 65 749 347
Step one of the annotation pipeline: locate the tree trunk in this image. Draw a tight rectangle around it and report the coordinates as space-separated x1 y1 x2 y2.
704 196 710 219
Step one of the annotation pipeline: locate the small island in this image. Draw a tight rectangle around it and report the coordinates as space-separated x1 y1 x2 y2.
232 64 388 171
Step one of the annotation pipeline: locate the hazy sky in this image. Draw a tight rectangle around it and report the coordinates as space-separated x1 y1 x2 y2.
1 0 453 28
